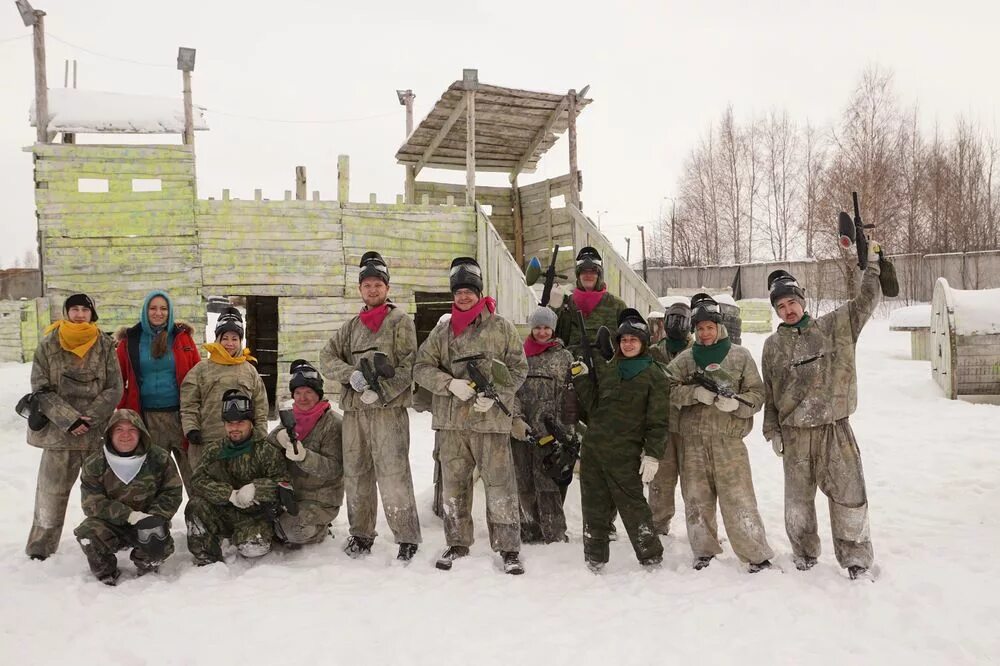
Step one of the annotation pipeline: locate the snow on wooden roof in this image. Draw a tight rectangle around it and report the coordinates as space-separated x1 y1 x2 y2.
395 80 590 175
29 89 208 134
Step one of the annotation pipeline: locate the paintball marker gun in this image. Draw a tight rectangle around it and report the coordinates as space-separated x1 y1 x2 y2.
837 191 899 296
457 355 512 417
525 245 567 307
537 415 581 486
359 351 396 407
689 371 753 408
278 402 300 456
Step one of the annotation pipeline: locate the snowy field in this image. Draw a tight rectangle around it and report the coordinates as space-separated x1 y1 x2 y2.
2 318 999 665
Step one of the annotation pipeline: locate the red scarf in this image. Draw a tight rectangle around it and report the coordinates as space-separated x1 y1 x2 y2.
524 336 559 357
451 296 496 337
292 400 331 441
359 303 391 333
572 288 607 317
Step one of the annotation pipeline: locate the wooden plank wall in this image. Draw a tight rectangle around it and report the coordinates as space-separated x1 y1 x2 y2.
0 302 24 362
198 199 344 297
519 173 576 275
476 205 535 327
413 181 514 245
33 144 205 339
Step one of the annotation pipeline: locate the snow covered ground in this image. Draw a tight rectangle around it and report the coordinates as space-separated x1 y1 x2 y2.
2 318 999 665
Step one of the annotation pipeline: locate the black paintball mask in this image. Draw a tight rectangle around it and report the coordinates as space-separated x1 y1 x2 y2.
689 293 722 329
664 303 692 341
132 515 170 562
221 389 254 423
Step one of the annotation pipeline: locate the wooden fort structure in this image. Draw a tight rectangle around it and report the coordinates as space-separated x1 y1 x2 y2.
22 19 658 406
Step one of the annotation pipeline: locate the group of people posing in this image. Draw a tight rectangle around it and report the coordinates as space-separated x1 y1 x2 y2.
21 241 881 583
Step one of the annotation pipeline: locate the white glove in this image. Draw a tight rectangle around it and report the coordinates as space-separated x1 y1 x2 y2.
276 430 307 462
230 483 256 509
127 511 152 526
510 417 530 441
448 378 477 401
360 389 380 405
570 361 589 378
693 386 716 405
715 395 739 412
349 370 369 393
548 284 565 306
770 434 783 458
639 455 660 484
473 395 495 413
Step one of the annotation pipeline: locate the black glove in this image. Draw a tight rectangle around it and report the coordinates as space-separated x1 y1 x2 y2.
186 430 202 445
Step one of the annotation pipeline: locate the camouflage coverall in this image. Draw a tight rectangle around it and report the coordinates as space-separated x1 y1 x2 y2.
74 410 183 577
266 408 344 544
512 339 575 543
647 336 691 534
666 339 774 565
320 304 421 545
761 263 881 570
185 434 289 562
179 357 269 471
26 329 123 558
413 309 528 553
574 355 668 565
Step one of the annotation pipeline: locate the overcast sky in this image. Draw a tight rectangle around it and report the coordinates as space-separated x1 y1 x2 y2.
1 0 996 268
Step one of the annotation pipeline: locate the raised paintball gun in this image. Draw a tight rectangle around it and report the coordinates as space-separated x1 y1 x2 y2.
524 245 567 307
837 191 899 296
838 191 874 271
459 356 512 417
359 351 396 407
689 370 754 408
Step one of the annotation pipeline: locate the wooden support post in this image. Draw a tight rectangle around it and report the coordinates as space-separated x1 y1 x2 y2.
284 190 292 200
312 191 320 201
32 10 49 144
369 193 377 204
510 175 525 266
398 88 417 204
222 189 230 201
254 189 262 201
337 155 350 203
567 89 580 209
295 166 307 200
464 69 478 206
182 70 194 146
396 194 404 204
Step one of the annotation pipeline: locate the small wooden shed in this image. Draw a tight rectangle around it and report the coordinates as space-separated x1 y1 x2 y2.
930 277 1000 399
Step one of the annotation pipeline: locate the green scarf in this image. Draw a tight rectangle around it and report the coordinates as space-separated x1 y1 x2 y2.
779 313 812 330
218 437 254 460
618 355 652 380
692 337 732 370
664 337 688 353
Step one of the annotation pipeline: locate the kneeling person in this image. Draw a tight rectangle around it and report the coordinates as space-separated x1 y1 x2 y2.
74 409 182 585
267 360 345 547
185 390 289 564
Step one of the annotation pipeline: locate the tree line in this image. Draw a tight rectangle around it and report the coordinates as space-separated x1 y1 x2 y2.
650 66 999 267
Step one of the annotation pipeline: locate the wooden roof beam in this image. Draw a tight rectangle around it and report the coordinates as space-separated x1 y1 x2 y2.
413 94 468 177
509 95 568 182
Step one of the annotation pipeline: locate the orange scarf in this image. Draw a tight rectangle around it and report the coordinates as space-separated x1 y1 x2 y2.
204 342 257 365
44 320 100 359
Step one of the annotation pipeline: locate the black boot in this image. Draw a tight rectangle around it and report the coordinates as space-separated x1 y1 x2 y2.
748 560 772 574
501 551 524 575
693 556 713 570
794 556 818 571
435 545 470 571
343 536 374 559
397 543 418 562
848 565 869 580
98 569 121 586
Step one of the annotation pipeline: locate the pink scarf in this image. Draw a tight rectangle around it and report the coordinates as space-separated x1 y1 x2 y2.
451 296 496 337
292 400 331 441
572 288 607 317
524 336 559 357
359 303 391 333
